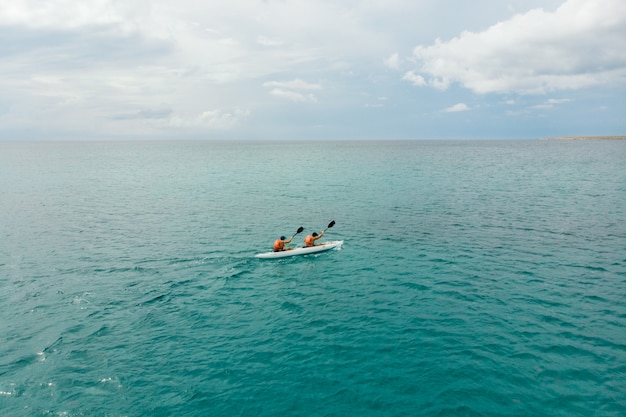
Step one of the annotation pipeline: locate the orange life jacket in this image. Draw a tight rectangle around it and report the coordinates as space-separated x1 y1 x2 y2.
274 239 284 251
304 235 314 247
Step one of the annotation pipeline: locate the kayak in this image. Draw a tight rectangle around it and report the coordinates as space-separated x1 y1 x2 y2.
255 240 343 259
255 241 344 259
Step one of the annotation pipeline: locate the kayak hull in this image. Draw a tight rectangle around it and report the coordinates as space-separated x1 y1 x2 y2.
255 241 343 259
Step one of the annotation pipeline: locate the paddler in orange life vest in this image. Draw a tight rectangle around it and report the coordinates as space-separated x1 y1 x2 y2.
304 230 324 247
273 235 294 252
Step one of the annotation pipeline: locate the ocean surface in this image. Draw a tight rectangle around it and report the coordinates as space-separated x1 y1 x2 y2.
1 139 625 417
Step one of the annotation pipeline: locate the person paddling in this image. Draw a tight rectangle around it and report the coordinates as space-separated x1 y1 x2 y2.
304 221 335 247
273 235 293 252
304 231 324 247
273 227 304 252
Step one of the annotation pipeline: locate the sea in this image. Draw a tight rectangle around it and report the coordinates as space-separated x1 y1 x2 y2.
1 139 625 417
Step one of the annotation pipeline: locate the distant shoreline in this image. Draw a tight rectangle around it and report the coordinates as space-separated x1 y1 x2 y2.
542 136 626 141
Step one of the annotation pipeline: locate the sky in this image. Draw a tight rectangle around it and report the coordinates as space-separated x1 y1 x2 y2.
1 0 625 140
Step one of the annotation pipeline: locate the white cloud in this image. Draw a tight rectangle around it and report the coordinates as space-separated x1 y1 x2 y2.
197 108 250 128
384 53 400 69
0 0 624 139
263 78 321 102
256 36 284 47
268 89 318 103
402 71 427 87
111 107 173 120
408 0 626 95
263 79 321 91
531 98 572 109
168 108 250 129
444 103 469 113
0 1 159 41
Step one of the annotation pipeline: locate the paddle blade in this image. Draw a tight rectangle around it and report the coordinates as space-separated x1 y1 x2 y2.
327 221 335 229
296 226 304 234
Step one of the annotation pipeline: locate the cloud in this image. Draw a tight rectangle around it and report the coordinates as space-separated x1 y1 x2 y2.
1 0 625 140
384 53 400 69
402 71 427 87
0 25 172 70
0 1 138 30
263 79 321 91
256 36 284 47
197 108 250 128
444 103 470 113
263 78 321 102
531 98 572 109
111 107 173 120
168 108 250 130
268 89 318 103
407 0 626 95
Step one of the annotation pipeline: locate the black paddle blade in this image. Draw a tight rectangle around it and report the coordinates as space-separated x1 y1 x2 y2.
296 226 304 234
327 221 335 229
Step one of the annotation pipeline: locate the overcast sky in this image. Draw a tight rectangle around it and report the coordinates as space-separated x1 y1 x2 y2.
1 0 625 140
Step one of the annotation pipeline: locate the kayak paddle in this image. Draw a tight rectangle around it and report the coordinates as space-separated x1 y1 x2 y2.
292 226 304 239
322 220 335 233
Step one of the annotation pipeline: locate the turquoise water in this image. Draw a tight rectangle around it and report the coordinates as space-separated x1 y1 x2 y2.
1 140 625 416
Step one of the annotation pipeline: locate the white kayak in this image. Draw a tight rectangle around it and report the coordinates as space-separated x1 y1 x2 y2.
255 241 344 259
